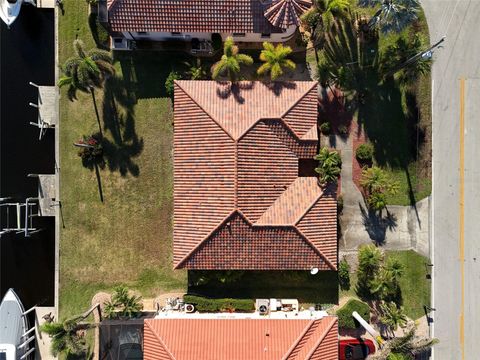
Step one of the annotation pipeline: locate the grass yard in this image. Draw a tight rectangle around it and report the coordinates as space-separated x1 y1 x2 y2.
310 2 432 205
339 250 430 320
58 0 186 319
386 250 431 320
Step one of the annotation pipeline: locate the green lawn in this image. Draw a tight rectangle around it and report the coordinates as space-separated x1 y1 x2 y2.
310 2 432 206
339 250 430 320
386 250 431 320
58 0 186 319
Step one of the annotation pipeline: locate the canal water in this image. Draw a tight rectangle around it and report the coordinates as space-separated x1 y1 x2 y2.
0 5 55 309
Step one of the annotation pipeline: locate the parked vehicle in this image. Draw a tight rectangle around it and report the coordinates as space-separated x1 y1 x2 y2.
339 338 376 360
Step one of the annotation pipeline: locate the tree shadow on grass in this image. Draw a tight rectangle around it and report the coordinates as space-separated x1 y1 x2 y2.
88 12 110 50
101 76 144 177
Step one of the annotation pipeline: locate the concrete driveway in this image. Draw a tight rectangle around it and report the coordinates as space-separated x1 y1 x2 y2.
421 0 480 358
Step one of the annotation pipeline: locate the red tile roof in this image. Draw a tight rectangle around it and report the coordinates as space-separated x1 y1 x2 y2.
174 81 337 270
108 0 283 34
144 317 338 360
264 0 312 30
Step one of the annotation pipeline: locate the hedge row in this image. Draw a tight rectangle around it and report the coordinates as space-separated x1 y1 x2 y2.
183 295 254 313
336 299 370 329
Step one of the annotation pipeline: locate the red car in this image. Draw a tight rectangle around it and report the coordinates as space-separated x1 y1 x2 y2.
339 338 376 360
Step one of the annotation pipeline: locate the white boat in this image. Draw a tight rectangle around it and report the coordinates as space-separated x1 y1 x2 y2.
0 289 29 360
0 0 36 28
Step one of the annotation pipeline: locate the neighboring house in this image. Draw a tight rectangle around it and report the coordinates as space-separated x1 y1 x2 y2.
173 81 337 271
144 316 339 360
100 0 312 44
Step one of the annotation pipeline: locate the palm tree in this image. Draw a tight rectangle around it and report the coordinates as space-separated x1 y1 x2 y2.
361 166 399 195
361 166 399 211
40 304 99 357
370 268 396 300
257 42 296 80
358 244 383 279
369 324 438 359
302 0 351 63
314 147 342 186
366 190 388 211
385 256 405 283
103 285 143 319
212 37 253 82
358 0 420 34
380 301 408 338
58 39 115 136
381 34 431 85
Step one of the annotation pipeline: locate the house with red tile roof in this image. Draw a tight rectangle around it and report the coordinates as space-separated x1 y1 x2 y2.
100 0 312 46
173 81 337 271
143 316 339 360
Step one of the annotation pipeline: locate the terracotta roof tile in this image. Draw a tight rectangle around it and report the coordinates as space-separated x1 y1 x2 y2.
264 0 312 29
144 317 338 360
173 81 337 270
256 178 322 226
182 211 333 270
108 0 282 34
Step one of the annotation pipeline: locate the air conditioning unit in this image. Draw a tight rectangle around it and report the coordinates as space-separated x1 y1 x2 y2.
112 37 134 51
255 299 270 315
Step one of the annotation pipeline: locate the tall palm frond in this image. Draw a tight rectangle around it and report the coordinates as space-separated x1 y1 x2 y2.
212 37 253 82
257 42 296 80
358 0 420 34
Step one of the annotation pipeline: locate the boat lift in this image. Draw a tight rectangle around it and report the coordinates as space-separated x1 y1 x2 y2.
0 197 39 237
19 305 36 360
28 82 56 140
0 174 56 237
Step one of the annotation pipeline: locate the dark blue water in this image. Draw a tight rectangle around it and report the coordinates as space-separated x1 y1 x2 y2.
0 5 55 309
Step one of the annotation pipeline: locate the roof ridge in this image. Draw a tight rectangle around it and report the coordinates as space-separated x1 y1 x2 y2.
174 209 238 269
280 81 318 119
174 80 235 141
281 319 318 360
294 226 336 270
294 188 323 226
304 316 338 359
255 178 322 226
145 320 176 360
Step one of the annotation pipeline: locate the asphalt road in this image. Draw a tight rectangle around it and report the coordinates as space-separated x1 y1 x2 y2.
421 0 480 358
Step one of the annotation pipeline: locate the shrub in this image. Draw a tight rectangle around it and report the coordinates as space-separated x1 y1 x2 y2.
211 33 223 51
356 143 374 162
165 70 181 96
314 147 341 185
336 299 370 329
76 135 102 161
319 122 330 135
337 194 344 214
338 125 348 135
300 8 320 32
338 258 351 291
183 295 254 313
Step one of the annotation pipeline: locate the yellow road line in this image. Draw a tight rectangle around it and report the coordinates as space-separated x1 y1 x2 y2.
459 77 465 360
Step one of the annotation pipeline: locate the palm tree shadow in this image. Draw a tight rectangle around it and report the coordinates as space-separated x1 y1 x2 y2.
101 76 143 177
359 201 397 245
215 81 255 104
264 81 297 96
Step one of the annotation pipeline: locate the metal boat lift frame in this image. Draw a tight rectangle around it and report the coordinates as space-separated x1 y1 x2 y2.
0 197 39 237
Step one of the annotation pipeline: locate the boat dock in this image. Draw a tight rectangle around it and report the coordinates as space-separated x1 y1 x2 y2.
29 84 56 139
34 307 56 360
36 0 55 9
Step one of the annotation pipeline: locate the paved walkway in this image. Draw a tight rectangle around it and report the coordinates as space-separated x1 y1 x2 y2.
321 125 430 257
